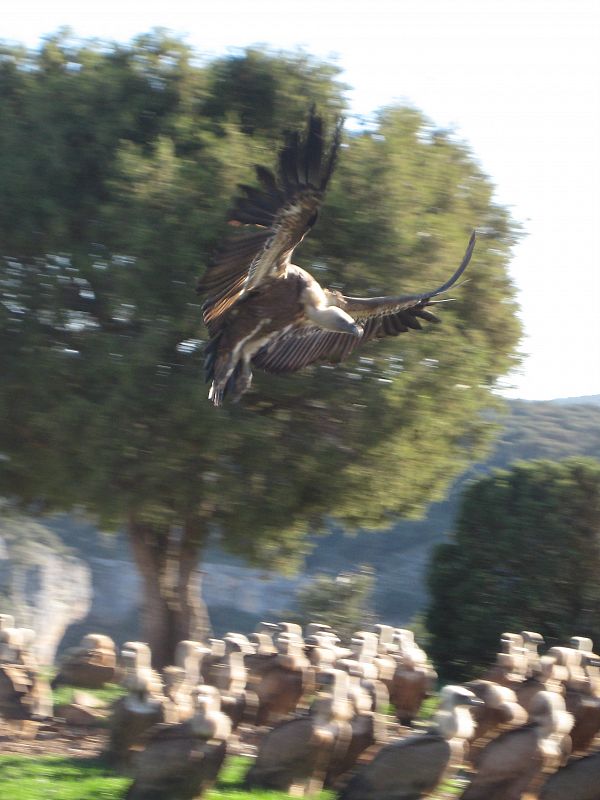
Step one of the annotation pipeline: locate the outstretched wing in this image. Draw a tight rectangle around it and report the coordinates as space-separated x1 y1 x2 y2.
252 232 476 374
198 110 343 334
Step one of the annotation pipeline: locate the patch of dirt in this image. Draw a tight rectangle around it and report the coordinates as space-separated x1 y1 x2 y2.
0 719 108 758
0 720 259 760
0 716 403 760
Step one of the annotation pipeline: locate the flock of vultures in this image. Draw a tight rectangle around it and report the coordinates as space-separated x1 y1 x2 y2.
3 616 600 799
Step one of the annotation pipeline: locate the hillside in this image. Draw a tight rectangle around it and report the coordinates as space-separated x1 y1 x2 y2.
303 397 600 623
549 394 600 406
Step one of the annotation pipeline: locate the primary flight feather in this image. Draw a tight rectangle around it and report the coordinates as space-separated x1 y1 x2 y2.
198 108 475 406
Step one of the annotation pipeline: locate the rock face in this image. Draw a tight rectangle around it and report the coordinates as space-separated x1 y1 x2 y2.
0 514 92 665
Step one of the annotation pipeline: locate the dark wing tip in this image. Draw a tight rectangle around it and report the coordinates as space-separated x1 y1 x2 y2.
428 230 476 298
453 229 476 282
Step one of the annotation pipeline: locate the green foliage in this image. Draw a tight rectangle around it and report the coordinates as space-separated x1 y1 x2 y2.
204 48 346 136
427 457 600 680
293 567 375 642
51 682 126 709
0 34 520 575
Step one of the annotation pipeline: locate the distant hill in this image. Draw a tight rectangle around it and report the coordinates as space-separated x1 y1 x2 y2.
304 396 600 624
487 399 600 466
549 394 600 406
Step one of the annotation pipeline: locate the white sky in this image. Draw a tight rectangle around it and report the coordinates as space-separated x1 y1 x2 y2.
4 0 600 400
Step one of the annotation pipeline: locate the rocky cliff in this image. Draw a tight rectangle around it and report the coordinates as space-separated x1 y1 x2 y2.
0 513 91 663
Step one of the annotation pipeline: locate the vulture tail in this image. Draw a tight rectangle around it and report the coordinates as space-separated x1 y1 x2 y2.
204 335 220 385
204 335 247 406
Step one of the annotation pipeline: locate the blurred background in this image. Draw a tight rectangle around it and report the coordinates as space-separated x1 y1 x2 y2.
1 0 599 682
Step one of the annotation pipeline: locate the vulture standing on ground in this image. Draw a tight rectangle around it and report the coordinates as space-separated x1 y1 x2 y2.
125 686 231 800
197 108 476 405
245 691 352 795
339 685 481 800
459 690 573 800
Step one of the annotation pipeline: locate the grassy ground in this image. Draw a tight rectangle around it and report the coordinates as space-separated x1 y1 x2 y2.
51 683 126 709
0 755 129 800
0 753 465 800
0 755 337 800
0 685 459 799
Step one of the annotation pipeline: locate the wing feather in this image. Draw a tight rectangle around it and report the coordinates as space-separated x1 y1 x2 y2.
252 233 475 374
198 110 343 329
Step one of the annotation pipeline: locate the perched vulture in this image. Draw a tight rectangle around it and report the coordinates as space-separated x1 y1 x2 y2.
197 108 476 405
244 691 352 795
465 680 527 749
51 633 117 689
125 686 231 800
105 666 165 768
0 627 52 732
459 690 573 800
339 684 481 800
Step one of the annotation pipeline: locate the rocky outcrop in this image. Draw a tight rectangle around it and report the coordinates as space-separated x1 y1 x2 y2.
0 513 91 665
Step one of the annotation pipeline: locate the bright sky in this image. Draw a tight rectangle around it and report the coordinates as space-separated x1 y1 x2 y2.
4 0 600 400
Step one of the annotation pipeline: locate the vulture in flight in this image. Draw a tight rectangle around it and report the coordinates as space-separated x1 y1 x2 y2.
198 108 475 406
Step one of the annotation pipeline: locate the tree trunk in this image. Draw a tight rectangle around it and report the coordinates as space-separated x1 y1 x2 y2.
127 517 211 669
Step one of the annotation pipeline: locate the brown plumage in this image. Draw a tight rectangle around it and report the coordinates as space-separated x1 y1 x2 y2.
388 647 436 725
339 685 481 800
253 636 315 726
539 750 600 800
198 108 476 405
459 691 573 800
125 687 231 800
566 690 600 755
245 692 352 795
561 646 600 755
324 670 388 789
105 669 165 769
464 680 527 759
0 664 42 727
52 633 117 689
0 628 52 730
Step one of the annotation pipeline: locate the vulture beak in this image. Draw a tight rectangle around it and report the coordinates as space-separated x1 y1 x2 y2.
347 321 363 337
465 696 485 709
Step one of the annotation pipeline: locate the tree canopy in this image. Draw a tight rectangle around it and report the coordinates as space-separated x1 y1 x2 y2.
0 31 522 662
427 458 600 680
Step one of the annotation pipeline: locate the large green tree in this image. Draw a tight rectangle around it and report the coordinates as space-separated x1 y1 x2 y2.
0 31 521 665
427 458 600 681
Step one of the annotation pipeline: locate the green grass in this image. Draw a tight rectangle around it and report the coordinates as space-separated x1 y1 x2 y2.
0 756 129 800
416 694 441 722
0 755 335 800
51 683 126 709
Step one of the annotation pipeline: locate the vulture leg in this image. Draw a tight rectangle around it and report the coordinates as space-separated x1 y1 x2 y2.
230 359 254 403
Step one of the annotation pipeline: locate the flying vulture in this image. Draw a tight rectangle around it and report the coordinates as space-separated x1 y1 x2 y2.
198 108 476 406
